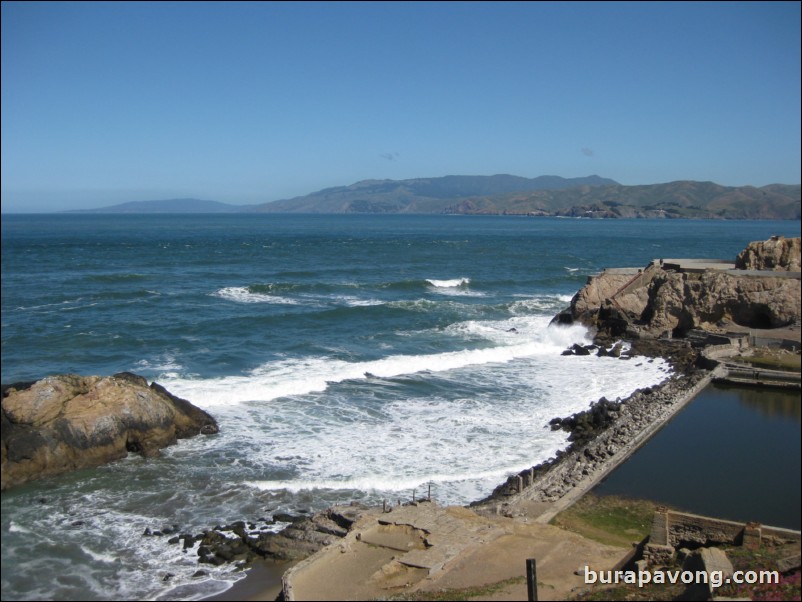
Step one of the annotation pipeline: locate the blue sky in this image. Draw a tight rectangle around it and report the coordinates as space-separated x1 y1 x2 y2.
2 1 800 212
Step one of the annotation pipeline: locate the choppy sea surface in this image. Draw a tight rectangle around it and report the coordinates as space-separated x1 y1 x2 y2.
2 214 798 600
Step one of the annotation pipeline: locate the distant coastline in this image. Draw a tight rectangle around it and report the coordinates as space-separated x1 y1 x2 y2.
52 174 801 219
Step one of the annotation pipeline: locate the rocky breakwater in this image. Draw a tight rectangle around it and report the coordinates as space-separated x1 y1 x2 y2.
1 372 218 490
554 236 801 341
474 340 710 520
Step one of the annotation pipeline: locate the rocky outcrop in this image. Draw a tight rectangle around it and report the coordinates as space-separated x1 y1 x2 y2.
1 372 218 490
150 504 377 570
558 238 801 340
735 236 801 271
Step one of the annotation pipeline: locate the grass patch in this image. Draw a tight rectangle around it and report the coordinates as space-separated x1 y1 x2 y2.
732 348 801 372
550 493 656 548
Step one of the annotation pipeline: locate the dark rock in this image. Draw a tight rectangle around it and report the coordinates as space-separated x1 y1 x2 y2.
199 554 225 566
180 503 375 569
272 513 304 524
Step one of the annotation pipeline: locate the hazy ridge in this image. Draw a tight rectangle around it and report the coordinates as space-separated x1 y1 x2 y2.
65 175 800 219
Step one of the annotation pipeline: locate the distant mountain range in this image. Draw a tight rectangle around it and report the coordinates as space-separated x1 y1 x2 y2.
66 198 241 213
66 175 801 219
251 174 618 214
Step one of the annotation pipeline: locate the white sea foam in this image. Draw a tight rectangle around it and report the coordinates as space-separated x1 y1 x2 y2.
79 545 120 564
8 521 33 534
232 348 671 504
161 314 670 508
426 277 485 297
161 318 591 406
426 277 470 288
14 298 84 312
211 286 299 305
335 295 385 307
247 465 529 494
136 353 183 375
508 295 574 314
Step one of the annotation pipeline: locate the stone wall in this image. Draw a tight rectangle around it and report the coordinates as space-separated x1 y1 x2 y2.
644 508 800 563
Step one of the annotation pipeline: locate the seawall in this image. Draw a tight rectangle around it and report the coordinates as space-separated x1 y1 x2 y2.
473 365 716 523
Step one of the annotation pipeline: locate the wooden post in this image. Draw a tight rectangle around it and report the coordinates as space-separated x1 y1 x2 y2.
526 558 537 601
428 482 432 500
412 489 416 502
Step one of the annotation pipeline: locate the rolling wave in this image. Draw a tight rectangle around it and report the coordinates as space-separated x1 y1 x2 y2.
211 286 300 305
160 318 593 406
426 277 470 288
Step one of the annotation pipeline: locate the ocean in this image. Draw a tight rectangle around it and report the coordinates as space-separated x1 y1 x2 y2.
1 214 799 600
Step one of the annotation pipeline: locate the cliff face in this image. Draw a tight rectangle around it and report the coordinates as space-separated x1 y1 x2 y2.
1 372 218 490
563 237 801 340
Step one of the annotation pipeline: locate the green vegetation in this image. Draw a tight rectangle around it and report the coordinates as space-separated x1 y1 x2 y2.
732 348 801 372
254 177 801 219
718 542 801 601
550 494 657 548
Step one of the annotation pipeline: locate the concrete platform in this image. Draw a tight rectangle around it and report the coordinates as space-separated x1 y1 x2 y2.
281 501 628 601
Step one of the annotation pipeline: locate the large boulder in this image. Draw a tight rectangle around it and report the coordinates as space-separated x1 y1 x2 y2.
1 372 218 490
735 236 801 271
